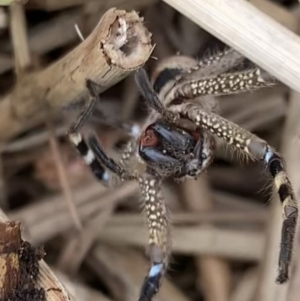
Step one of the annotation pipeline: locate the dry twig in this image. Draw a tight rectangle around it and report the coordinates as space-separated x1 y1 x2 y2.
0 8 153 141
47 123 82 230
0 209 76 301
98 224 265 261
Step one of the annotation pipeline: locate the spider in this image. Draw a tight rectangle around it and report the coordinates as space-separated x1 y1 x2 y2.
67 48 298 301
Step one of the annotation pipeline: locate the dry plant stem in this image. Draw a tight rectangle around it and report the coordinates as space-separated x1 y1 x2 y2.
10 181 108 227
9 180 265 246
99 225 265 261
230 268 259 301
0 0 157 75
12 8 152 114
0 221 21 300
10 182 139 245
87 245 191 301
57 204 115 275
0 8 153 141
0 210 76 301
9 2 31 75
0 7 7 28
0 158 8 209
54 269 112 301
47 123 82 230
0 9 80 55
181 177 231 301
162 0 300 93
0 125 68 153
107 211 267 226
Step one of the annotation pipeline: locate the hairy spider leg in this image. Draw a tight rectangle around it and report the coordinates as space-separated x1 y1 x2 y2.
88 135 136 181
69 132 110 184
171 103 298 283
69 79 99 134
181 47 245 80
135 68 179 123
138 175 170 301
88 133 171 301
68 79 141 185
174 68 276 100
68 79 110 184
88 120 176 301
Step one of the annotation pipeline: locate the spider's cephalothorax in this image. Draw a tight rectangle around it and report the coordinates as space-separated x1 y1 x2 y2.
139 120 215 179
68 48 298 301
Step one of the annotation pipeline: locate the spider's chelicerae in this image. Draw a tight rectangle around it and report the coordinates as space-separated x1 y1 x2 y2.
67 48 298 301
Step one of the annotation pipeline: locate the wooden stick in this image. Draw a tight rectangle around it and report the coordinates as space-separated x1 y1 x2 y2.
0 8 153 141
56 204 115 275
230 268 258 301
54 269 112 301
162 0 300 93
98 224 265 261
9 180 264 246
47 123 82 230
106 211 268 225
0 221 22 300
0 0 157 74
0 7 7 29
10 182 139 245
0 210 76 301
9 2 31 75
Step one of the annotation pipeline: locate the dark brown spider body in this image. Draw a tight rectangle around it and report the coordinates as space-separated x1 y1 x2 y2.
139 119 215 179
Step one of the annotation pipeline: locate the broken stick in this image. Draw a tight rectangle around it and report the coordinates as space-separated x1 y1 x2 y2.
0 8 153 141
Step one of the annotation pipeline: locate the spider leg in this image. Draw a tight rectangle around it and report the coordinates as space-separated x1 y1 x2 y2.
68 79 100 134
119 140 137 169
88 134 136 181
174 68 276 99
138 175 171 301
68 79 110 184
69 132 110 184
69 78 141 184
135 68 179 123
172 103 298 283
184 48 245 79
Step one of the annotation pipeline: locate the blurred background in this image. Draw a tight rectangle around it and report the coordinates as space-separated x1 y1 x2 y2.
1 0 300 301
